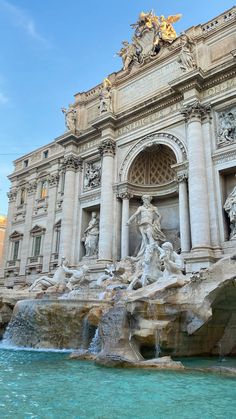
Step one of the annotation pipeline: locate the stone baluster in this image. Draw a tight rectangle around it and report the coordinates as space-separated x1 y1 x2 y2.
181 101 211 250
119 191 133 259
59 155 82 262
98 139 116 262
176 172 191 252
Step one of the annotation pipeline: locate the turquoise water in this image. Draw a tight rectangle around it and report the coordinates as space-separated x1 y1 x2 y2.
0 349 235 419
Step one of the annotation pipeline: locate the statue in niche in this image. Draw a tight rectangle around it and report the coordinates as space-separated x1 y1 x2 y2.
127 195 166 257
61 105 77 132
29 258 69 292
178 34 196 72
62 264 90 290
218 109 236 144
82 212 99 257
99 78 113 114
224 186 236 239
84 162 101 189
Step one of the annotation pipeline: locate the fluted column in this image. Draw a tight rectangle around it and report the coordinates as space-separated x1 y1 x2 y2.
119 192 133 258
98 139 116 262
176 172 191 252
181 101 211 250
59 155 82 262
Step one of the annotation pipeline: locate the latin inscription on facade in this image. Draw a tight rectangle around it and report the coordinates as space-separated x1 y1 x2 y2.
117 61 181 110
117 102 182 136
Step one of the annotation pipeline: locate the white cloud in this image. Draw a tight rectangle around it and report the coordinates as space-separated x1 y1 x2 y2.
0 0 48 44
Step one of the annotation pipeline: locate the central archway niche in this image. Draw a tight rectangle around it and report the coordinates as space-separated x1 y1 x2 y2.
127 144 180 256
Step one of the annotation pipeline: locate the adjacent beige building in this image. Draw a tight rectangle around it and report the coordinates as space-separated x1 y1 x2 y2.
0 216 7 270
2 7 236 282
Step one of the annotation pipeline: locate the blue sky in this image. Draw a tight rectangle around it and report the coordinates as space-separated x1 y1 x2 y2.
0 0 234 215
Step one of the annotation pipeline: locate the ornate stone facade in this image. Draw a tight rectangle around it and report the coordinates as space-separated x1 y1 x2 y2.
2 6 236 281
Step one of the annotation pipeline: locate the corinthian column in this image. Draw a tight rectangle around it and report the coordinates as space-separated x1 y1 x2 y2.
119 191 133 259
176 172 191 252
59 155 82 262
98 139 116 262
181 101 211 250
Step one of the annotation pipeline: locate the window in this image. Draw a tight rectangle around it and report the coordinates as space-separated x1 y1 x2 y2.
24 159 29 168
60 172 65 193
40 180 48 199
55 229 61 253
9 231 23 262
33 236 41 257
12 241 19 261
30 225 45 258
54 220 61 254
20 188 26 205
43 150 49 159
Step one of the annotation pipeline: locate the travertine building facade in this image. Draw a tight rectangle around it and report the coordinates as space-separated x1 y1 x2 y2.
2 7 236 282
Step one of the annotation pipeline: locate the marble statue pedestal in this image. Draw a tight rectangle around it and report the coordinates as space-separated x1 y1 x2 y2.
184 248 222 273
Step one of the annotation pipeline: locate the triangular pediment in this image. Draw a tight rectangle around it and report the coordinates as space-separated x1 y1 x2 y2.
30 225 46 235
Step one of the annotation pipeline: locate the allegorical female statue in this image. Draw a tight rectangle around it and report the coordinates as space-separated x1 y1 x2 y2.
224 186 236 238
82 212 99 257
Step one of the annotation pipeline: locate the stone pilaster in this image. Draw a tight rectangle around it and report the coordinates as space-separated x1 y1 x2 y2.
181 101 211 251
176 172 191 253
1 188 17 277
98 139 116 261
42 173 59 272
118 191 133 259
19 180 37 275
59 155 82 263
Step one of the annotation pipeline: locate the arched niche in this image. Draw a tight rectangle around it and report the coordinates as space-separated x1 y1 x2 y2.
119 131 187 183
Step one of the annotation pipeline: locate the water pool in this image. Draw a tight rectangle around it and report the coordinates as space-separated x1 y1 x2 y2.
0 349 235 419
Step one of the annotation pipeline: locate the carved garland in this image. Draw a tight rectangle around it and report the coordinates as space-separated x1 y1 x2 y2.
119 132 187 181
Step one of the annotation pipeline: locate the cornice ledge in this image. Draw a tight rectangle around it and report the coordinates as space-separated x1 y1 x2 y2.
92 112 117 131
56 131 80 147
169 68 205 93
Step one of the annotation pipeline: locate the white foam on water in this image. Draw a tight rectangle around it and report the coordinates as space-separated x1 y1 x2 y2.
0 341 75 353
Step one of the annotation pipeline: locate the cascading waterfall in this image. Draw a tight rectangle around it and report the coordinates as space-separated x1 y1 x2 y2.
155 329 161 358
88 328 101 354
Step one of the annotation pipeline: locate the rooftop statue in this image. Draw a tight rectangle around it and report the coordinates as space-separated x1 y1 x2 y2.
99 78 113 114
61 104 77 132
117 10 182 70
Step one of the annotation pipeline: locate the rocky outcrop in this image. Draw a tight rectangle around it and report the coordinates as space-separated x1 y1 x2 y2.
3 299 110 350
90 255 236 359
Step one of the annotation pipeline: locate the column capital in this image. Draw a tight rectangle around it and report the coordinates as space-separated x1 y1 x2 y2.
26 181 37 195
98 139 116 157
176 171 188 183
181 101 211 122
48 173 60 188
118 191 133 200
60 155 83 172
7 187 17 202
